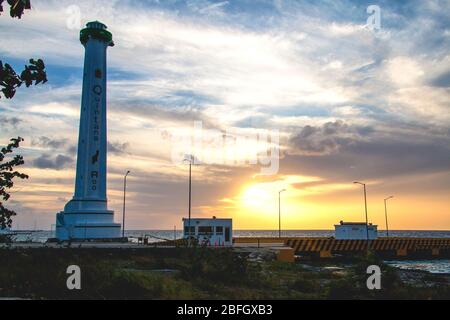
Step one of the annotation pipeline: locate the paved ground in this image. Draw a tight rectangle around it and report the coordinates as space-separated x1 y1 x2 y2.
1 242 155 249
0 242 288 250
233 242 285 248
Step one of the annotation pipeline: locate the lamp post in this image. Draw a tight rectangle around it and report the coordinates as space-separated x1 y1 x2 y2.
122 170 130 238
278 189 286 238
184 155 195 245
384 196 394 237
353 181 370 246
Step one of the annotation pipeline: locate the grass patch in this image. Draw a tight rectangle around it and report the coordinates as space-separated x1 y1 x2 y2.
0 248 448 299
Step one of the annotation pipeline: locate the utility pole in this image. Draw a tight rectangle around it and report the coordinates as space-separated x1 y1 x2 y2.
122 170 130 238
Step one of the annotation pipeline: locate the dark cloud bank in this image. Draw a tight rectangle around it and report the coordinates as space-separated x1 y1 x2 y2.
287 120 450 182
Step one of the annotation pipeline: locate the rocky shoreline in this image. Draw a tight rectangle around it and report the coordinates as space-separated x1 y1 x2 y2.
395 268 449 288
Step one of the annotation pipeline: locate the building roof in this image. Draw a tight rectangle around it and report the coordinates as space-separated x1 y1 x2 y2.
182 217 232 221
336 221 375 226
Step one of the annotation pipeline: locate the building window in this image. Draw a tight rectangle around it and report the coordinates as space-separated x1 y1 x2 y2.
198 226 213 235
216 226 223 235
184 226 195 236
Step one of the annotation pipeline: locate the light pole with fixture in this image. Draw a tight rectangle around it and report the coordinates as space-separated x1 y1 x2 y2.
353 181 370 246
278 189 286 238
384 196 394 237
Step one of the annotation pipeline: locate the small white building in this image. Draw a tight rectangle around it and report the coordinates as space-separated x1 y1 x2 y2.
183 217 232 247
335 221 378 240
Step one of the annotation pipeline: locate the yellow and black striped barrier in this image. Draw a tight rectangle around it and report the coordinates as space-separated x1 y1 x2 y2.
285 237 450 257
234 237 450 258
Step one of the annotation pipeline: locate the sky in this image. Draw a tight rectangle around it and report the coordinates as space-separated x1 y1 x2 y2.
0 0 449 231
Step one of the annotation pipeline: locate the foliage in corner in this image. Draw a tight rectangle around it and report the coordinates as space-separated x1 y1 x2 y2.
0 137 29 229
0 1 47 99
0 59 47 99
0 0 31 19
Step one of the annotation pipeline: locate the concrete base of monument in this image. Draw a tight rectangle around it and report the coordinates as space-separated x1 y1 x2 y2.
56 211 121 241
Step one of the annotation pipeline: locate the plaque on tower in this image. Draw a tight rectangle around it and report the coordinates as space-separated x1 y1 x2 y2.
55 21 121 241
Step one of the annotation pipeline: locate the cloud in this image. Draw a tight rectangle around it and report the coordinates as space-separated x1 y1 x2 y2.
430 70 450 88
32 154 73 170
385 56 424 87
109 102 217 128
289 120 373 155
66 144 77 155
27 102 79 117
107 141 130 155
187 0 229 16
0 115 23 127
284 123 450 182
31 136 68 149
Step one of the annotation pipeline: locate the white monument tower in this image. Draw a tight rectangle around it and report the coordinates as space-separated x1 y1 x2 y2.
56 21 121 240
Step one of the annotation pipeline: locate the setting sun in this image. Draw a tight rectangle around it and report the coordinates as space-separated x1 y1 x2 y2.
241 185 274 208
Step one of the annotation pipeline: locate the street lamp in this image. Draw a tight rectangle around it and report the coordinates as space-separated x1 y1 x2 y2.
384 196 394 237
122 170 131 239
353 181 370 245
278 189 286 238
184 155 195 244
